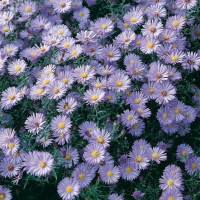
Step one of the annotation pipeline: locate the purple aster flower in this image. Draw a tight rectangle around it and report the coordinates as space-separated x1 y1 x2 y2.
7 149 26 164
119 159 140 181
83 88 105 105
123 7 144 26
176 144 193 163
30 15 51 32
71 0 83 10
166 15 186 31
57 71 75 89
142 19 163 38
78 121 97 141
51 115 72 134
163 165 183 178
159 29 177 43
182 106 197 124
108 193 124 200
136 105 151 119
124 53 142 67
132 139 151 153
52 0 71 13
76 30 96 43
161 122 179 134
53 130 71 146
18 0 37 17
185 156 200 176
157 141 167 151
28 84 47 100
3 136 20 156
72 163 96 188
147 147 167 164
58 146 79 168
166 50 185 65
140 36 160 54
0 157 21 178
146 4 166 19
132 190 145 199
1 87 22 110
141 82 156 100
128 119 145 137
90 128 111 148
25 113 46 135
154 81 176 105
98 152 114 169
157 106 173 125
22 151 54 177
191 24 200 40
83 143 105 165
0 185 12 200
51 25 71 38
64 44 83 60
121 109 139 127
176 0 197 10
7 59 27 76
160 189 183 200
58 37 75 51
36 134 53 148
57 177 80 200
99 164 120 184
126 63 146 81
167 65 181 82
73 7 90 22
36 72 55 87
129 149 150 170
182 52 200 71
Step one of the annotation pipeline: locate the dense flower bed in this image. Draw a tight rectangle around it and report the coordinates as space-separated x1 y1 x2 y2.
0 0 200 199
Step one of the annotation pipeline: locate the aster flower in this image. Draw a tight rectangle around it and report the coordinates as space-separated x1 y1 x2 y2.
78 121 97 141
126 63 146 81
0 11 14 25
128 119 145 137
176 0 197 10
159 29 177 43
132 190 145 199
73 7 90 22
25 113 46 135
166 50 185 64
83 88 105 105
57 177 80 200
82 43 102 57
163 165 183 178
23 151 54 177
90 128 111 148
98 152 114 169
102 44 121 63
166 15 185 31
185 156 200 176
182 106 197 124
154 81 176 105
96 65 116 77
182 52 200 71
108 72 131 93
7 149 26 164
53 131 71 146
136 105 151 119
52 0 71 13
99 164 120 184
121 109 139 127
3 136 20 156
142 19 163 38
104 90 118 103
1 87 22 110
51 115 72 134
191 24 200 40
36 72 55 87
0 157 21 178
58 37 75 51
42 34 63 47
167 65 181 82
146 4 166 19
18 0 37 17
0 185 12 200
51 24 71 38
141 82 156 100
76 30 96 44
73 65 95 84
58 146 79 168
28 84 47 100
132 139 151 153
176 144 193 163
161 122 179 134
108 193 124 200
140 36 160 54
124 53 142 67
72 163 96 188
160 189 183 200
147 147 167 164
71 0 83 10
4 44 18 57
83 143 105 165
57 71 75 89
30 15 51 32
123 7 144 26
129 149 150 170
157 106 173 125
36 134 53 148
119 159 140 181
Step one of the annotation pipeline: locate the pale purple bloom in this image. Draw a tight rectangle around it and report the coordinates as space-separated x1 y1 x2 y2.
167 65 182 82
176 0 197 10
53 131 71 146
140 36 160 54
157 106 173 125
182 52 200 71
166 50 185 64
160 189 183 200
128 119 145 137
166 15 186 31
161 122 179 134
64 44 83 60
3 136 20 156
7 59 27 76
185 156 200 176
18 0 37 17
146 4 166 19
52 0 71 13
159 29 177 43
102 44 121 62
0 185 12 200
136 105 151 119
147 147 167 164
57 70 75 89
132 190 145 199
73 7 90 22
132 139 151 153
176 144 193 163
108 193 124 200
121 109 139 127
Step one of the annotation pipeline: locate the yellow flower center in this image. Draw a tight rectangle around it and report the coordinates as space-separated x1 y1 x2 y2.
124 23 129 28
191 163 197 169
43 79 50 85
136 40 141 45
87 128 92 132
79 173 85 180
37 71 41 77
116 81 123 87
127 115 133 120
9 95 15 100
140 145 144 149
25 6 31 12
125 166 132 173
171 55 178 61
174 108 180 114
65 104 70 110
41 137 47 142
53 88 59 94
65 154 71 160
58 30 63 35
181 151 187 156
40 47 46 52
133 123 138 129
92 151 99 157
97 137 104 143
107 171 113 177
64 43 69 48
40 161 46 168
108 52 113 57
136 156 142 162
172 20 179 27
101 24 107 29
0 193 5 199
103 69 109 74
79 12 84 17
37 88 44 94
107 95 112 100
60 133 65 138
81 72 87 78
168 197 175 200
3 27 9 32
167 179 174 186
66 186 73 193
148 88 154 94
91 95 98 101
185 112 190 117
8 143 14 148
72 2 77 7
152 153 159 159
125 90 131 96
148 42 154 48
71 50 77 56
58 122 65 129
14 151 19 157
95 83 102 88
7 48 12 53
163 113 168 118
62 78 68 83
131 17 137 22
135 98 141 104
163 35 169 40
